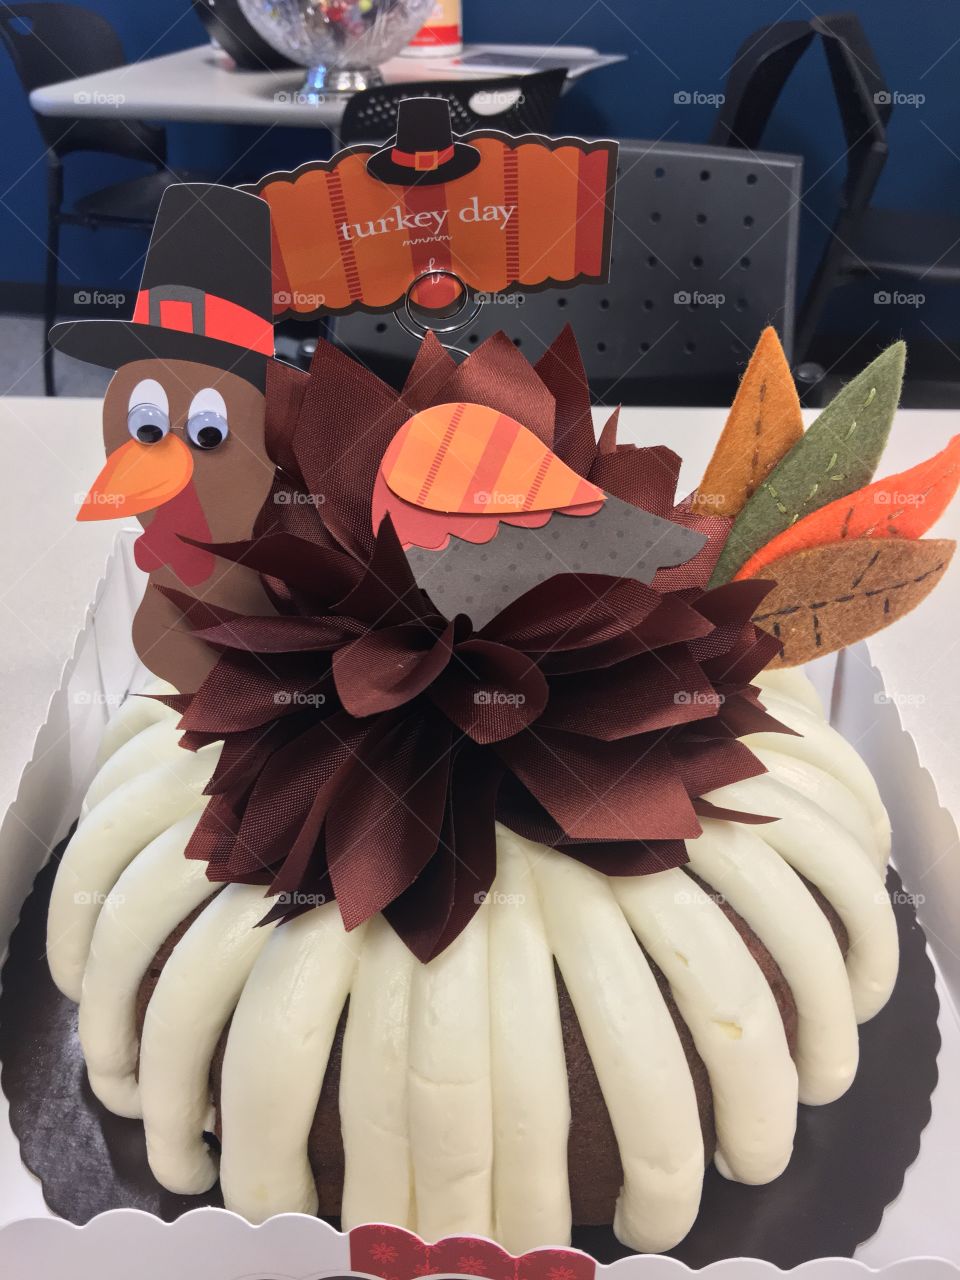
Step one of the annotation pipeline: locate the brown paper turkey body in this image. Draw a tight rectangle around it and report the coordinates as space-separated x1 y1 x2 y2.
49 184 279 692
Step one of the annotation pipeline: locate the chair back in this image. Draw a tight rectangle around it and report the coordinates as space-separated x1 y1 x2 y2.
0 2 164 162
338 68 567 146
330 139 802 404
710 20 815 150
793 13 890 359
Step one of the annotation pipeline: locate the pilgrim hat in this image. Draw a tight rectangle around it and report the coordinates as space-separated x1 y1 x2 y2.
50 183 274 390
366 96 481 188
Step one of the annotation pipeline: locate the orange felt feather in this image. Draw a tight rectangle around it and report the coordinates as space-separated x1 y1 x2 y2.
692 326 804 519
735 433 960 580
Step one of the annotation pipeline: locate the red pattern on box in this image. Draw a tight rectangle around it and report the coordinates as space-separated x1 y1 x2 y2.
349 1224 596 1280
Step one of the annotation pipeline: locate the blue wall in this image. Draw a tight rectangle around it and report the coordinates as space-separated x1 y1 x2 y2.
1 0 958 339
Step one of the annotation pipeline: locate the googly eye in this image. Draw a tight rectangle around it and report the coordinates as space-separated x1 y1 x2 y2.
127 402 170 444
186 409 229 450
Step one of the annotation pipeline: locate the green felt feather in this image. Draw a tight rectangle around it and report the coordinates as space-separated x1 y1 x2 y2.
710 341 906 585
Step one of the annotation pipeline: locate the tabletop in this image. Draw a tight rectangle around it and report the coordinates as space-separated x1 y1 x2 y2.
29 42 624 131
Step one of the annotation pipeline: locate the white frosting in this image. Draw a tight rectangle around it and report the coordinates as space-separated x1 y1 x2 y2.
47 743 221 1000
706 774 898 1021
685 820 859 1106
751 746 881 868
752 668 825 719
82 717 187 818
139 884 276 1194
95 681 178 768
530 842 704 1254
407 891 493 1242
490 828 572 1253
614 868 798 1185
748 689 892 862
78 810 217 1116
339 914 415 1233
220 904 366 1222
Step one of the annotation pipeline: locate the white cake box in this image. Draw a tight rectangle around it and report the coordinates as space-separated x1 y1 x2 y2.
1 413 960 1276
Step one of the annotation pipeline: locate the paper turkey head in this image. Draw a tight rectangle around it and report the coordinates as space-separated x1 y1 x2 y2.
83 358 274 585
49 181 277 587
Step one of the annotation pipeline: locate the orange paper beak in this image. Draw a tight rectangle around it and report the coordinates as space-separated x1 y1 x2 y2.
77 434 194 522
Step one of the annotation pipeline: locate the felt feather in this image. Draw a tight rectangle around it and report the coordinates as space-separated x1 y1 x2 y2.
752 536 955 667
735 433 960 580
693 327 803 519
710 341 906 585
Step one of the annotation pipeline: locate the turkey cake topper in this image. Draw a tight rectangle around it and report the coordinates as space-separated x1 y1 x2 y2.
46 157 960 961
50 183 278 693
244 95 618 319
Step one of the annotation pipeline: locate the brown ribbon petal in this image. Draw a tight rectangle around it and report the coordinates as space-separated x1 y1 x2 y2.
498 728 701 841
327 714 453 930
429 638 549 744
334 619 457 717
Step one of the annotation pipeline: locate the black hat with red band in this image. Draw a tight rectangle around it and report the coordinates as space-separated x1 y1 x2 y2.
50 183 275 391
366 96 481 188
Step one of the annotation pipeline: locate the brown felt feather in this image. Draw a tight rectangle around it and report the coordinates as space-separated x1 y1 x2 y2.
753 537 956 667
693 327 804 519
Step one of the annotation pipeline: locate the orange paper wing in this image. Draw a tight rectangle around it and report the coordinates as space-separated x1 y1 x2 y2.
735 433 960 580
381 402 604 516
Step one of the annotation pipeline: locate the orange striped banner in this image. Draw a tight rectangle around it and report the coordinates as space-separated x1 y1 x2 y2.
246 133 617 320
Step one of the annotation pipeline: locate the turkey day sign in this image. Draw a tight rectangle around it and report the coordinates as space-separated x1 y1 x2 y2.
245 96 618 318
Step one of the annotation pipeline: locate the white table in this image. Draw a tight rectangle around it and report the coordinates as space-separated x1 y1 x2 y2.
0 395 958 1262
29 42 624 132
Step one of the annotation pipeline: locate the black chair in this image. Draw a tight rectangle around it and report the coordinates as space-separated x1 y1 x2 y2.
337 68 568 147
709 20 815 150
713 13 960 368
329 139 802 405
0 3 211 395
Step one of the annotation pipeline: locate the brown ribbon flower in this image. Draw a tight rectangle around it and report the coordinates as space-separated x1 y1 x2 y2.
161 328 789 961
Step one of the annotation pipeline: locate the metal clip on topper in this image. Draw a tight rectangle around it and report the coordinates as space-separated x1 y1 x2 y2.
393 268 484 358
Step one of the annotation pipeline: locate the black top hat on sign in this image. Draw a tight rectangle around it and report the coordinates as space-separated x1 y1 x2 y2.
366 96 481 188
50 184 274 390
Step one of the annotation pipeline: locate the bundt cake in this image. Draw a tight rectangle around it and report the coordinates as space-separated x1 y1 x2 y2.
46 662 898 1255
34 184 955 1254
